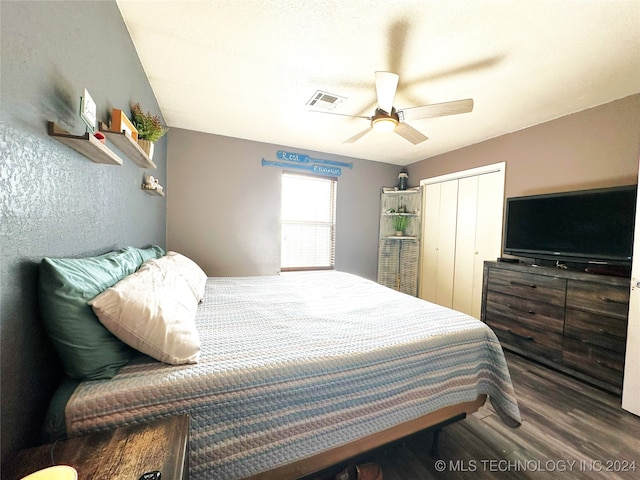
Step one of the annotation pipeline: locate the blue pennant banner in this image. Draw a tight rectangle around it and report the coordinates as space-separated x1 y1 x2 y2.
277 150 353 169
262 159 342 177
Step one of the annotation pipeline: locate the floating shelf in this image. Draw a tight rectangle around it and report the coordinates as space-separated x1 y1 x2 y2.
99 122 157 169
48 122 122 165
381 188 421 195
142 185 165 196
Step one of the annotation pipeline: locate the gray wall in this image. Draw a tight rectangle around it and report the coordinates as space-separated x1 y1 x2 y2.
167 95 640 285
407 94 640 196
0 1 166 463
167 128 399 280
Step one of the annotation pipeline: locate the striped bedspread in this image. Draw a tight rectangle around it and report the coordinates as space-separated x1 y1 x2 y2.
64 271 521 479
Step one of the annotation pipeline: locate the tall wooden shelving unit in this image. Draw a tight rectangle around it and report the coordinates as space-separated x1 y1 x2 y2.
377 187 422 296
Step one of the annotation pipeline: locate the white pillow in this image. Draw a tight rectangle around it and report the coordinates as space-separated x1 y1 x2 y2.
161 251 207 302
89 260 200 365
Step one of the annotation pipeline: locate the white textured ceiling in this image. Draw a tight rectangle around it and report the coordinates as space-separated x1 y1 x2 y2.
116 0 640 166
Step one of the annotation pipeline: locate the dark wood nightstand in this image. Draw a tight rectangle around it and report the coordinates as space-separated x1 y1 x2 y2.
3 415 189 480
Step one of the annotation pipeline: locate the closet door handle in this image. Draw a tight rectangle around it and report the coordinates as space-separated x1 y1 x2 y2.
509 281 537 289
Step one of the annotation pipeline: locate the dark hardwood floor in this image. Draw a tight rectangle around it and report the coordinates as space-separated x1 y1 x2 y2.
310 351 640 479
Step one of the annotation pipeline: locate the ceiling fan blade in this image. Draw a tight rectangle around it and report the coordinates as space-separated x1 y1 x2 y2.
398 98 474 122
344 127 372 144
309 110 370 120
375 71 399 114
394 122 428 145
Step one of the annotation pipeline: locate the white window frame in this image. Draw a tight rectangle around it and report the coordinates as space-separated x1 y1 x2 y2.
280 172 337 271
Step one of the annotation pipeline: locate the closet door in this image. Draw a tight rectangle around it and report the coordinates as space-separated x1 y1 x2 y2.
470 172 504 318
452 176 479 315
420 163 505 318
420 179 458 307
452 172 504 317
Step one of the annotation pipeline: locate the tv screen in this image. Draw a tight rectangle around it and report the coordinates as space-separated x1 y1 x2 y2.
503 185 637 264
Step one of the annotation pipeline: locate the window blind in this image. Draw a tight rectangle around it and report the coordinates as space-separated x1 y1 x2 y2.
281 173 337 270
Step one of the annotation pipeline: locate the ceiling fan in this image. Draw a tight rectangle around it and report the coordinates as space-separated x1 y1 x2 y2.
321 71 474 145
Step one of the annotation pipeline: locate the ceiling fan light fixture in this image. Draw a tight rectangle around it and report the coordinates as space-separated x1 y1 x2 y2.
372 108 399 133
371 116 398 132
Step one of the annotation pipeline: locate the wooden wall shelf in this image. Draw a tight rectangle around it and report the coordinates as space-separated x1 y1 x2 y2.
48 122 122 166
99 122 157 169
142 186 165 196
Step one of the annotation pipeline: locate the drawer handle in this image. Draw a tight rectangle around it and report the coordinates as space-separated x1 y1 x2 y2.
505 304 536 315
601 296 628 305
581 329 610 341
510 281 537 288
506 328 535 341
596 359 616 370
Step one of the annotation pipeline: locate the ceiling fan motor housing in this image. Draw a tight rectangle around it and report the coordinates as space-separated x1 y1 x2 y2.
371 107 399 132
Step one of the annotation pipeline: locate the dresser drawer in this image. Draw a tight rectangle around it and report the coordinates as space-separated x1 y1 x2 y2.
487 268 566 306
563 337 625 386
482 262 630 394
486 290 564 334
566 280 630 319
565 308 628 350
485 306 563 362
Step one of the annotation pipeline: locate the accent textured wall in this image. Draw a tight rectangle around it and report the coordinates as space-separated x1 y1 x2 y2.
0 1 166 463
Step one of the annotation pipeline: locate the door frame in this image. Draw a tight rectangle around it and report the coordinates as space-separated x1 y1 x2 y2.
622 158 640 416
419 162 506 187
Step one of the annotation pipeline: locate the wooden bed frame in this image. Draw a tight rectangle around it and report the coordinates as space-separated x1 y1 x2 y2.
244 394 487 480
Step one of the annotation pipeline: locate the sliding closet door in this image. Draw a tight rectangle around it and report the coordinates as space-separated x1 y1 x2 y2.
452 176 479 315
420 184 440 303
452 173 504 318
470 172 504 318
420 179 458 307
420 163 505 318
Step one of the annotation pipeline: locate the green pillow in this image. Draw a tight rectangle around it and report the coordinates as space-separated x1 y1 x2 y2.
39 246 164 380
135 245 165 264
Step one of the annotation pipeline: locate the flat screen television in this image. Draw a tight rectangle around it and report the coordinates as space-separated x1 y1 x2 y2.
503 185 637 266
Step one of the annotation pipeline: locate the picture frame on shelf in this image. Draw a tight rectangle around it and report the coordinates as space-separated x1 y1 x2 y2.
80 88 97 132
110 108 138 140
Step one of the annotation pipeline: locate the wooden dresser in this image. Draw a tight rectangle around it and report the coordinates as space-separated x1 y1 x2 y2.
481 261 630 393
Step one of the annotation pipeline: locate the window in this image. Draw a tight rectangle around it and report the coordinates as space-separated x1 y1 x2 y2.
281 173 337 271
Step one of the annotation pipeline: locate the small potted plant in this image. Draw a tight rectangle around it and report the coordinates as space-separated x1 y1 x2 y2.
392 215 412 236
131 103 168 159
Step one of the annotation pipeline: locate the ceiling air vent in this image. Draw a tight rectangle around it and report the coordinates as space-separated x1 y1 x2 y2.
306 90 346 110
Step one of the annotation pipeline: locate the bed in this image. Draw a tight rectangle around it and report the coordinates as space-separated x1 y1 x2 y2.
40 249 520 480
